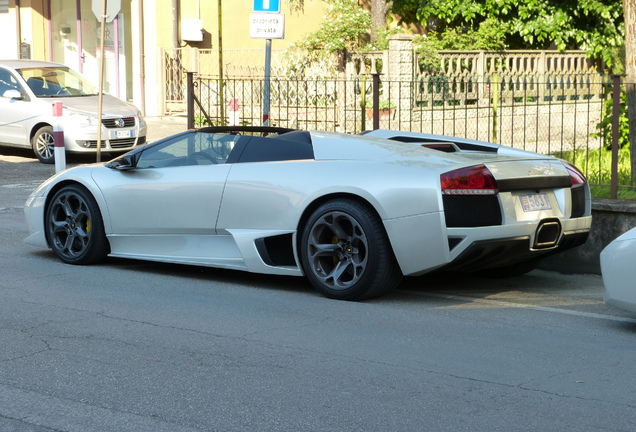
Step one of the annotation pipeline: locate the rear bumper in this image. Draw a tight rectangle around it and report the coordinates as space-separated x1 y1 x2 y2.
440 230 589 273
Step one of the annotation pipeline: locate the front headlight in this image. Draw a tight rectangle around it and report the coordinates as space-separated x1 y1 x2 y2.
136 110 146 128
68 112 99 128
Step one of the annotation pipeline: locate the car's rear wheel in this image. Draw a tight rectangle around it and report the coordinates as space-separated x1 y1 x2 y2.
32 125 55 164
45 185 109 265
300 199 402 301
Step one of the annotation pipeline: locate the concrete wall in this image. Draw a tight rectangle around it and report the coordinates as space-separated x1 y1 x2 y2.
540 198 636 275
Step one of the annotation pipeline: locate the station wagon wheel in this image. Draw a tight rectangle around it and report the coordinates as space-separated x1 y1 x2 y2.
32 125 55 164
300 199 402 301
45 184 109 265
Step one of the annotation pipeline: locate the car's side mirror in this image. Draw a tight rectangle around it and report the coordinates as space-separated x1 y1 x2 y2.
2 89 23 100
106 154 138 170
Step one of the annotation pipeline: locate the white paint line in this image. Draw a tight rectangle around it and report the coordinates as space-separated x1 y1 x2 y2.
419 292 636 324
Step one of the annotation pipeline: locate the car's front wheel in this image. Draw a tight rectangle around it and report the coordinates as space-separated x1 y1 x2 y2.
32 125 55 164
300 199 402 301
45 185 109 265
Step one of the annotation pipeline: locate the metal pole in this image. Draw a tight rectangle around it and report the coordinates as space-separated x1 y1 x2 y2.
186 71 194 129
372 73 380 130
263 38 272 126
611 74 622 199
218 0 225 125
96 0 107 163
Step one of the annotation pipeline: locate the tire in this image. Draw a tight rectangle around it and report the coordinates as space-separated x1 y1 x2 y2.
300 199 402 301
45 185 109 265
32 125 55 164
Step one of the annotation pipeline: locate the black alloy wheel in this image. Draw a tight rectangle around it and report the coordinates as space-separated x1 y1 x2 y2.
45 184 109 265
300 199 402 301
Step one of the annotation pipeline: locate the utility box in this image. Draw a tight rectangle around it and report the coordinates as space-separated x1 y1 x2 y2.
20 43 31 59
181 19 203 42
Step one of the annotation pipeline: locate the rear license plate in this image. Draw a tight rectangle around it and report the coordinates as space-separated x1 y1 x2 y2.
115 130 133 139
519 193 551 212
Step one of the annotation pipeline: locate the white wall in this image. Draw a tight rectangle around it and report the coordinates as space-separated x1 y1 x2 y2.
0 9 18 58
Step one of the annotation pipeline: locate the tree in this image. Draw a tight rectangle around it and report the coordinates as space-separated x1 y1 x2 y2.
391 0 624 67
287 0 305 12
625 0 636 182
370 0 392 42
289 0 371 54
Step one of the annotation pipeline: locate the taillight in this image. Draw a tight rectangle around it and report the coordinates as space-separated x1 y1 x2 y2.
562 161 587 189
441 165 499 195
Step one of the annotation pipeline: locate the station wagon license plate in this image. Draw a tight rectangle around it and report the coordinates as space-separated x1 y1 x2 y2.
519 193 551 212
115 130 133 139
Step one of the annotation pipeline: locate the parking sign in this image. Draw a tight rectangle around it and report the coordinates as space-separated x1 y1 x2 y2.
253 0 280 13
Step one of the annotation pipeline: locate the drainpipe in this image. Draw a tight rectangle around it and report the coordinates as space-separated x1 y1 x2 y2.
15 0 22 57
76 0 83 72
172 0 179 48
138 0 146 115
47 0 53 60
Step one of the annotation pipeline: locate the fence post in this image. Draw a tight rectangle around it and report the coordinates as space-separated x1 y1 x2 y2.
372 73 381 130
52 101 66 173
186 71 194 129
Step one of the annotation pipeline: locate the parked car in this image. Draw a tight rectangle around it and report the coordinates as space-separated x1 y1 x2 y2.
24 126 592 300
601 227 636 312
0 59 146 163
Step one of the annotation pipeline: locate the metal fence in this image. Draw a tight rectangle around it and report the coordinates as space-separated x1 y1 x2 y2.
184 72 630 195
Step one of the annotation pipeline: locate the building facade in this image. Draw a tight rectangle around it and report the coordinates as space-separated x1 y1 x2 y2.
0 0 327 116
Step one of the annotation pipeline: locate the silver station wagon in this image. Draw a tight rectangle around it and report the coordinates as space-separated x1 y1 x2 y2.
0 59 146 163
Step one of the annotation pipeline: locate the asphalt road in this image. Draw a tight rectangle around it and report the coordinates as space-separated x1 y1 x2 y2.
1 141 636 432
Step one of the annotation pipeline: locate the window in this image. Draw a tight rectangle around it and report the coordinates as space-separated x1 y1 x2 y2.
0 69 18 96
136 132 242 168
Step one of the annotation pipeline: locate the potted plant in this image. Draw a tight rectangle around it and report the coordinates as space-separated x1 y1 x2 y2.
365 99 396 119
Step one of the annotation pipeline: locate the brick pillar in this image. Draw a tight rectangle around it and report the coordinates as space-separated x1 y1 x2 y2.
387 34 414 128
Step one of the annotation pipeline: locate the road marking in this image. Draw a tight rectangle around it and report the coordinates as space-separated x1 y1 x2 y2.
1 182 43 189
0 206 24 213
420 292 636 324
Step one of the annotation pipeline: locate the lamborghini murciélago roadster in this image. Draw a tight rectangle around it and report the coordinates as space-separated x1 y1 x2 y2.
24 126 592 300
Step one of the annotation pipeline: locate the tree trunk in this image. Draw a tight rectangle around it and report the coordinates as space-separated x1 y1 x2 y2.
625 0 636 183
370 0 391 42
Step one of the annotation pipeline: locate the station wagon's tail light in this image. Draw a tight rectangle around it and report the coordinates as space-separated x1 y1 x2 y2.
562 161 587 189
441 165 499 195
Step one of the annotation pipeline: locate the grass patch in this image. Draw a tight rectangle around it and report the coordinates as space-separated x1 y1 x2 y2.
554 147 636 200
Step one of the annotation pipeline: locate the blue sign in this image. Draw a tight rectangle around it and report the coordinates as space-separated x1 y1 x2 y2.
253 0 280 13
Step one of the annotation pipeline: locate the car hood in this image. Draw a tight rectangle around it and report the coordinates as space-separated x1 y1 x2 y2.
57 95 140 117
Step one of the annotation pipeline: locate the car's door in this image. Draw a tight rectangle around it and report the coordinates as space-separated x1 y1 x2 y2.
94 132 243 239
0 67 32 145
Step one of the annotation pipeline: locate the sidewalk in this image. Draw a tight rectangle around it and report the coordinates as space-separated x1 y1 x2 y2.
144 115 189 143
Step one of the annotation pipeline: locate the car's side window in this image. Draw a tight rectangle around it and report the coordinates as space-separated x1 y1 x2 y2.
136 132 243 168
0 69 19 97
236 131 314 163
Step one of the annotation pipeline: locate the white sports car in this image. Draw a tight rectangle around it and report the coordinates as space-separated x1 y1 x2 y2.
601 228 636 312
24 126 592 300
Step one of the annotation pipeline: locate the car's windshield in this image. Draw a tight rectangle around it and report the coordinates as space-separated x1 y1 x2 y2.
18 67 99 98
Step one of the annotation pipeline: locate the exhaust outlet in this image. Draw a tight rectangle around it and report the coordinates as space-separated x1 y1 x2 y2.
534 219 562 249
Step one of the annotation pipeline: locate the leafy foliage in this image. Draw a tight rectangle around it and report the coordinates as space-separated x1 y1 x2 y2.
392 0 625 68
286 0 305 12
413 18 507 73
289 0 371 54
591 90 630 150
